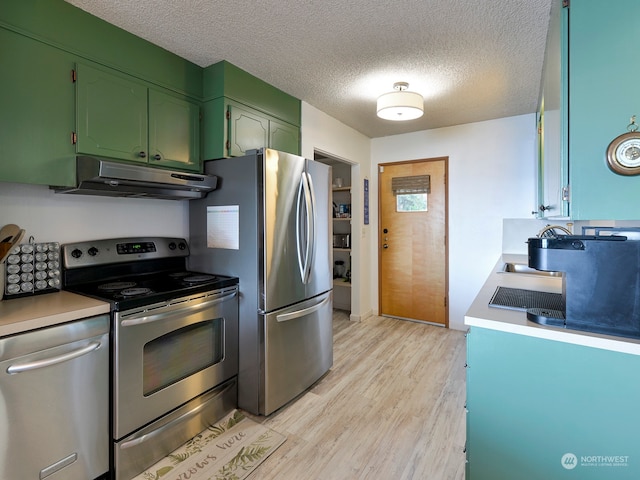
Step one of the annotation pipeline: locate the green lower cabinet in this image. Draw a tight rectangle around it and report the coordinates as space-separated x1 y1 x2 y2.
203 98 300 159
466 327 640 480
0 27 76 187
76 63 201 171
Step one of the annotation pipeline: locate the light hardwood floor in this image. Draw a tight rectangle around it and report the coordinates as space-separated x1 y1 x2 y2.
247 311 467 479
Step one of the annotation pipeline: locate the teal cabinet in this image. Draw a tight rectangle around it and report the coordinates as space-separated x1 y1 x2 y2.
0 28 76 187
203 61 301 159
77 64 200 171
536 0 567 218
538 0 640 220
466 327 640 479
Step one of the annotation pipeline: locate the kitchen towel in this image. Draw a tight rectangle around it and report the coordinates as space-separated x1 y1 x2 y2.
133 409 285 480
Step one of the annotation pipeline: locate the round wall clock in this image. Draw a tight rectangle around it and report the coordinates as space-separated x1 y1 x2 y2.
606 116 640 175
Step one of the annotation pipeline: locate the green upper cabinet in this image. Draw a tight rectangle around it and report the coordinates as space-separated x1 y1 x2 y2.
148 90 200 170
538 0 640 220
0 0 203 186
76 63 200 171
269 118 301 156
227 101 268 157
203 61 301 159
76 64 148 163
0 27 76 187
224 100 300 157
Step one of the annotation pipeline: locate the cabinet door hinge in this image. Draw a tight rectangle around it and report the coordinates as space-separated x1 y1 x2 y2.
71 132 77 145
226 109 231 120
71 69 76 82
225 140 230 151
562 185 570 202
444 296 448 307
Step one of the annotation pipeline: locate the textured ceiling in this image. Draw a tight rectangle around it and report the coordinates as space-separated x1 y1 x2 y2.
64 0 552 139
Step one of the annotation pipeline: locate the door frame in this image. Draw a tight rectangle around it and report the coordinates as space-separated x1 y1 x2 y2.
377 157 449 327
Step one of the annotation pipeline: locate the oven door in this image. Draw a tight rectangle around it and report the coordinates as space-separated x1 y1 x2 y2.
113 285 238 440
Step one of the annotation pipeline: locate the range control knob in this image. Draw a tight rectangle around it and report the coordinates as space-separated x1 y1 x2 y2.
88 247 99 256
168 242 177 250
71 248 83 259
178 242 187 250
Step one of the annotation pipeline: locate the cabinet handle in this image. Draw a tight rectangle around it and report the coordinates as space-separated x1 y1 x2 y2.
139 151 147 158
152 154 162 161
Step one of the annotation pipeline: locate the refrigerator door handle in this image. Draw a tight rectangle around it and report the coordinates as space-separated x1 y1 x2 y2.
276 293 331 322
295 175 306 281
304 171 316 283
296 172 314 283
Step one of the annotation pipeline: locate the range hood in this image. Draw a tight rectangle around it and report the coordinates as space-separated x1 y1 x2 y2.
54 156 218 200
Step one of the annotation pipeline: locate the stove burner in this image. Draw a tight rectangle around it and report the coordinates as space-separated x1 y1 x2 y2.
120 287 153 297
169 272 190 279
182 274 218 284
99 281 137 291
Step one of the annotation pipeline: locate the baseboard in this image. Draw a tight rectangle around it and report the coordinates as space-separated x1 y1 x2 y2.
349 309 373 322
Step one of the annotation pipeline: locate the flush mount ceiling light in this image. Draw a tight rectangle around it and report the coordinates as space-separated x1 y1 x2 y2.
376 82 424 121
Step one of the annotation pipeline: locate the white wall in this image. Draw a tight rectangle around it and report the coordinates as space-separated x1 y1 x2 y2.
371 114 537 330
301 102 373 321
0 183 188 244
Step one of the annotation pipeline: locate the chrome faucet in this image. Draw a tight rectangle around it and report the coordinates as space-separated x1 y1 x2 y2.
537 224 573 238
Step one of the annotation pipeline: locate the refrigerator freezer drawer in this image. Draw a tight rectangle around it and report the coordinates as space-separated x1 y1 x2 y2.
262 291 333 415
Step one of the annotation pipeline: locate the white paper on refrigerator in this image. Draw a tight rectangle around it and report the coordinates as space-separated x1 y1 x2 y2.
206 205 239 250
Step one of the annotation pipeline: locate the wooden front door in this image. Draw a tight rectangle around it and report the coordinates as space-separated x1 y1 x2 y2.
378 158 448 326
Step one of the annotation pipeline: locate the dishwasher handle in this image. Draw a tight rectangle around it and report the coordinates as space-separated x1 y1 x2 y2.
6 340 102 374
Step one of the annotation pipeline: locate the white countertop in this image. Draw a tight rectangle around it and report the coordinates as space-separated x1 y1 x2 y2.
0 291 110 337
464 254 640 356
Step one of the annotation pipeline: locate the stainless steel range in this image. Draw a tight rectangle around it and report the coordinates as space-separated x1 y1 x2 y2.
62 237 239 480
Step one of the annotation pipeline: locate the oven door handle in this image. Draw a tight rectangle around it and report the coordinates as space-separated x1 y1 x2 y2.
120 289 237 327
119 380 235 449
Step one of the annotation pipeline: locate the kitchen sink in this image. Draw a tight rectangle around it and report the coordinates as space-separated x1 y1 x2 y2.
500 263 562 277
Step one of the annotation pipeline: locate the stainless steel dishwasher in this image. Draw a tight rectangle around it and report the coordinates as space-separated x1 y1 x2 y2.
0 314 109 480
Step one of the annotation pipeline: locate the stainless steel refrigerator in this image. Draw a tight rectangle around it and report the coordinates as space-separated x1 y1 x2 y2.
188 148 333 415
